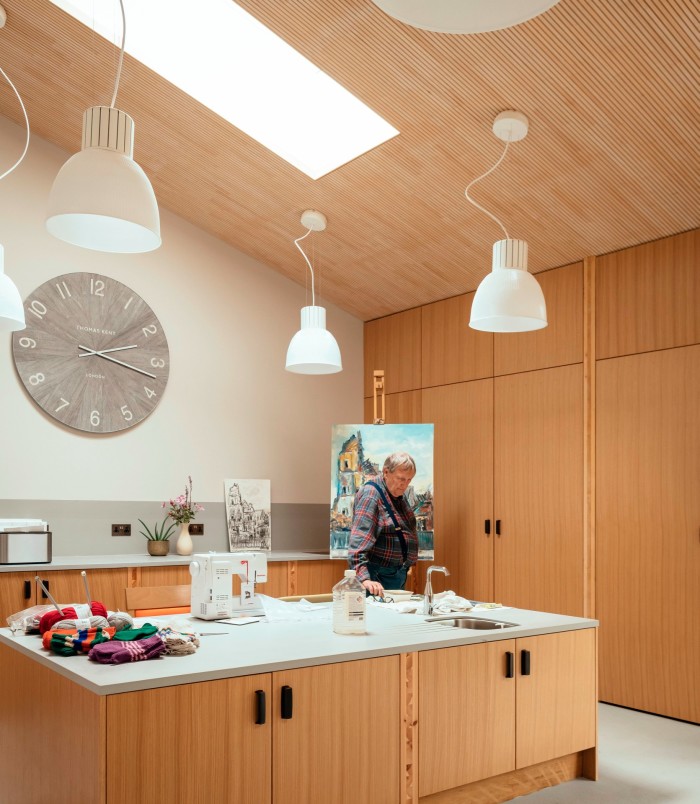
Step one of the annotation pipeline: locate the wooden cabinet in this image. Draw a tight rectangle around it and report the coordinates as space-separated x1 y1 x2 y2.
0 568 129 620
419 639 515 796
273 656 400 804
494 364 584 615
421 292 493 387
515 629 597 768
419 629 596 796
597 346 700 723
494 262 583 376
422 380 494 602
421 364 583 615
597 229 700 359
0 571 35 621
364 307 422 395
107 674 272 804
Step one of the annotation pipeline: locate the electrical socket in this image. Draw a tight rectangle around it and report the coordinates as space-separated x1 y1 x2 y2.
112 523 131 536
188 523 204 536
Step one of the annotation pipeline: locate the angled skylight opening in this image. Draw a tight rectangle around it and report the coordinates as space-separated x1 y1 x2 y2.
49 0 399 179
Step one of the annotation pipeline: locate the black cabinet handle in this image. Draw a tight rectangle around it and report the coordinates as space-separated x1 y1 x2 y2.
40 579 49 599
23 580 31 600
281 685 293 719
495 520 501 536
505 651 514 678
521 649 531 676
484 519 491 536
255 690 266 725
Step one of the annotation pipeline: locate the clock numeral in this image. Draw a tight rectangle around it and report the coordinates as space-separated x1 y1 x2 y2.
55 398 70 413
90 278 105 297
90 410 101 427
144 386 157 399
142 323 157 338
18 337 36 349
120 405 133 422
150 357 165 368
29 373 45 386
28 300 47 319
55 281 71 300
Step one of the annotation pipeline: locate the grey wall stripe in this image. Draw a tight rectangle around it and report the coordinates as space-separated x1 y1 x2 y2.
0 500 329 556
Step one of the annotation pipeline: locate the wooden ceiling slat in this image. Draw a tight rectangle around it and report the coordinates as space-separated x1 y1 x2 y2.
0 0 697 320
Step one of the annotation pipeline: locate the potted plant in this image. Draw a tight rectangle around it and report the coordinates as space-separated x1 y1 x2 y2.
139 517 177 556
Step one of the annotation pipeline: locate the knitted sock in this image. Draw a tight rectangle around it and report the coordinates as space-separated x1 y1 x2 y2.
45 626 115 656
111 623 159 641
89 635 166 664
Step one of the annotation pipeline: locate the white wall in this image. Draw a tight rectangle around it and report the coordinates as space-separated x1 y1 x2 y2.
0 116 363 504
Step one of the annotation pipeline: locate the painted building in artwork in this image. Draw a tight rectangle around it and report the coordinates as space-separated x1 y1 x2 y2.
331 431 379 531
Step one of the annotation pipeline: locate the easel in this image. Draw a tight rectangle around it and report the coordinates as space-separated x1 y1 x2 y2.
372 369 385 425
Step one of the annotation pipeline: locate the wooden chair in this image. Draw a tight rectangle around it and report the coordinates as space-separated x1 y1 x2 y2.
125 584 191 616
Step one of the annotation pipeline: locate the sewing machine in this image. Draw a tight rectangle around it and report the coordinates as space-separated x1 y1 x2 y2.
189 551 268 620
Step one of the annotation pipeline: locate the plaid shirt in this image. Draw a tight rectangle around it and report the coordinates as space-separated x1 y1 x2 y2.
348 477 418 582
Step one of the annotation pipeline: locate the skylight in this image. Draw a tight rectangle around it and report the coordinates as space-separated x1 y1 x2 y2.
49 0 399 179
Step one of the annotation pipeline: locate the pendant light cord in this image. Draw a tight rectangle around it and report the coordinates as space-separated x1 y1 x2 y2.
464 140 510 240
294 227 316 306
109 0 126 108
0 64 30 181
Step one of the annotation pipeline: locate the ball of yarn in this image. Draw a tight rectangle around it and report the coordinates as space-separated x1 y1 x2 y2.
107 611 134 632
89 601 108 618
53 615 110 630
39 607 77 634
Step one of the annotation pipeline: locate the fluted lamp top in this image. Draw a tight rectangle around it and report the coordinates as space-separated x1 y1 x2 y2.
469 239 547 333
0 245 26 331
46 107 161 253
286 305 342 374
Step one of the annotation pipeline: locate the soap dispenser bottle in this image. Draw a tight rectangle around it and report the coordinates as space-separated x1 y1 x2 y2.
332 570 366 635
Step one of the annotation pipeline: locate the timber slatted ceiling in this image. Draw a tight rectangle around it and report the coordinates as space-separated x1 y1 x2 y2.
0 0 697 320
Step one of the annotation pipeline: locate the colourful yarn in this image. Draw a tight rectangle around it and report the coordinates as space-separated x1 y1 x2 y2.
53 615 110 631
88 601 108 618
39 607 77 634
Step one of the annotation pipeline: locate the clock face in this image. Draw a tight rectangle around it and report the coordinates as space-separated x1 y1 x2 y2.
12 272 169 433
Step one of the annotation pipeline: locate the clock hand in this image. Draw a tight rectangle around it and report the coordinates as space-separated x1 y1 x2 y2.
77 344 138 357
78 345 157 379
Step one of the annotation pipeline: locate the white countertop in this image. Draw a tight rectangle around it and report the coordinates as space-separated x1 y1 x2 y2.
0 605 597 696
0 550 331 572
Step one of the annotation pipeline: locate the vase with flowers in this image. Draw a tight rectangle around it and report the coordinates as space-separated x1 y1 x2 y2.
163 476 205 556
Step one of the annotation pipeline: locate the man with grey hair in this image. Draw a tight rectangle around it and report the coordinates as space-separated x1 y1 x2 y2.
347 452 419 595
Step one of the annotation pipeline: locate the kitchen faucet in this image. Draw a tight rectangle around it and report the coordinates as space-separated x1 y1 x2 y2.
423 565 450 615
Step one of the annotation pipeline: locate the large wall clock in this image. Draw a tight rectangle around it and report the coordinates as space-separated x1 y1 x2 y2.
12 272 169 434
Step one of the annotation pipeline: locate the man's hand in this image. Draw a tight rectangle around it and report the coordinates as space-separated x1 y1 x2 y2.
362 579 385 597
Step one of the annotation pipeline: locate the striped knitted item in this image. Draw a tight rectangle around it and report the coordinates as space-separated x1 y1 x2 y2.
88 634 166 664
43 626 116 656
111 623 159 641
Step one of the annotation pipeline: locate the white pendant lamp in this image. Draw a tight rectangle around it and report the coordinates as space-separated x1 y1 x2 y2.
370 0 560 34
0 7 27 331
467 111 547 333
285 210 342 375
46 1 160 253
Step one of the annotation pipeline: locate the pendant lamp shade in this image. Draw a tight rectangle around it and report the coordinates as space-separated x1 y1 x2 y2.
0 245 25 331
46 107 161 253
286 305 342 374
469 239 547 332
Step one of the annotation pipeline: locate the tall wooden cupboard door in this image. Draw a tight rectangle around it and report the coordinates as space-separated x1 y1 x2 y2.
597 346 700 723
364 308 422 396
494 364 584 615
272 656 400 804
423 380 494 601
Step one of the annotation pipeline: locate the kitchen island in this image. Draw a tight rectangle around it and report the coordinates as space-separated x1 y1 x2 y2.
0 605 597 804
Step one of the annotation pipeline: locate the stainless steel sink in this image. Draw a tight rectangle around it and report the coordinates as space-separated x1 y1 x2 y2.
426 616 518 630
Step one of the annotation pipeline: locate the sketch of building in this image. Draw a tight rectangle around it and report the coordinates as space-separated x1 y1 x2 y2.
330 424 434 559
224 479 271 551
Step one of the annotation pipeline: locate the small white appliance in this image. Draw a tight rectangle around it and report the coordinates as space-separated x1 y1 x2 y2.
189 551 268 620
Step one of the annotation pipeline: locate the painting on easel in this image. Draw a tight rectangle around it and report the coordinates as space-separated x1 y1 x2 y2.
329 423 434 560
